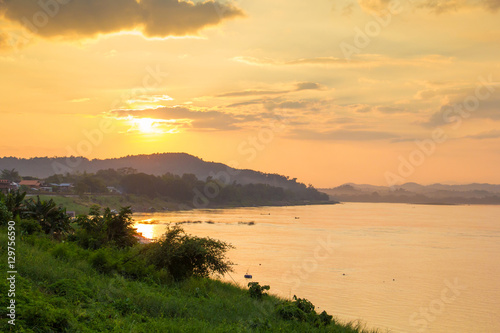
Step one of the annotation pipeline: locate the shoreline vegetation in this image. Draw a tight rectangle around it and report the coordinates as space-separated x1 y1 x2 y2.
1 190 378 332
35 194 338 216
1 166 337 215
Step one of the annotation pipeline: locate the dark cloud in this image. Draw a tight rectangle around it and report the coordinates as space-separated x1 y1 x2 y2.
464 129 500 139
226 99 267 108
218 82 322 98
288 129 398 141
0 0 243 39
265 101 311 111
376 106 406 114
345 104 373 113
422 90 500 127
358 0 500 14
111 106 247 131
218 89 287 98
295 82 322 91
0 32 9 50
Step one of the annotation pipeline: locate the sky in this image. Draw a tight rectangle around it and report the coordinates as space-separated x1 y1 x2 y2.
1 0 500 187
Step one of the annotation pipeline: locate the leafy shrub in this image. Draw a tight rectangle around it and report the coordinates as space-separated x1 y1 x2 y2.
145 226 234 281
89 249 116 274
248 282 270 299
276 301 306 321
75 205 137 249
47 279 90 303
23 196 71 236
0 201 13 226
317 310 334 326
0 190 26 218
18 218 42 235
20 300 71 331
276 295 333 326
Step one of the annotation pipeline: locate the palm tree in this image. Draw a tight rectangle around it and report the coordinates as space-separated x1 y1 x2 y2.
23 196 71 236
0 190 26 218
1 169 22 182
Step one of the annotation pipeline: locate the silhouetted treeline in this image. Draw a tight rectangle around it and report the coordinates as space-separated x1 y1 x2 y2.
0 154 327 192
45 169 329 206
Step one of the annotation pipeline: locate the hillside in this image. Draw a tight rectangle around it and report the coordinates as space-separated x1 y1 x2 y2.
0 153 310 191
321 183 500 205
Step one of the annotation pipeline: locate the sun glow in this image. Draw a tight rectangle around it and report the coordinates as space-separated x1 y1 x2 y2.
129 117 173 134
135 118 157 133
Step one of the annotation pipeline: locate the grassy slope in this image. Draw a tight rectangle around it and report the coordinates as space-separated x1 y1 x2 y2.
0 230 379 333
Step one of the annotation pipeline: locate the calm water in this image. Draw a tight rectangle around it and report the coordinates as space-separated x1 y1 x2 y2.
134 203 500 333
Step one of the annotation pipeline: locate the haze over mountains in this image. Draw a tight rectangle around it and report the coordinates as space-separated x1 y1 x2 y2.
0 153 310 191
321 183 500 205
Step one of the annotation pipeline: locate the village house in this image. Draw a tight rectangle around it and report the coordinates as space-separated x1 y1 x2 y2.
19 180 43 190
0 179 17 193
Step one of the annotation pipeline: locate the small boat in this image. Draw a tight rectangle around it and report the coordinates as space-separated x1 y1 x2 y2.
244 274 252 279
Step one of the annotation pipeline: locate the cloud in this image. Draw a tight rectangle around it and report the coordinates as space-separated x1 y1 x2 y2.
376 106 407 114
217 82 322 98
217 89 287 98
288 129 398 141
357 0 392 13
464 129 500 139
0 32 9 50
417 0 500 13
0 0 243 39
295 82 322 91
422 90 500 127
110 106 248 131
233 54 452 68
357 0 500 14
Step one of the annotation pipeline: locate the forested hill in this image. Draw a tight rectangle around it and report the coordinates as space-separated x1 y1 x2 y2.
0 153 310 191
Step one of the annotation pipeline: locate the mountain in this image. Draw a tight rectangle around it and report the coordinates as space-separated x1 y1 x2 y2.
0 153 308 191
320 182 500 205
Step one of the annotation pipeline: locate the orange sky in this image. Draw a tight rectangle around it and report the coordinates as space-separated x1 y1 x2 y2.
1 0 500 187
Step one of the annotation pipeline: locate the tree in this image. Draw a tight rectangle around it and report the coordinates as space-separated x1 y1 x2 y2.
1 168 22 182
74 175 107 195
0 190 26 218
145 226 234 281
104 206 138 248
23 196 71 236
0 201 13 226
75 206 138 249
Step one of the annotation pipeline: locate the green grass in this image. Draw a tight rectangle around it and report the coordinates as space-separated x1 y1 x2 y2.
0 229 381 332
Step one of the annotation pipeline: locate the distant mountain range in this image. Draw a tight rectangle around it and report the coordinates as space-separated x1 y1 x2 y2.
0 153 309 191
320 182 500 205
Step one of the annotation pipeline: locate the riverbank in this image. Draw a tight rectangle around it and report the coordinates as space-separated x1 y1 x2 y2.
34 194 338 215
0 227 377 332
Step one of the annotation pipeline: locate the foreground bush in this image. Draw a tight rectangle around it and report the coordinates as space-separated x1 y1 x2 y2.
23 196 71 236
74 205 138 249
145 225 234 281
276 295 334 326
0 201 12 226
248 281 270 299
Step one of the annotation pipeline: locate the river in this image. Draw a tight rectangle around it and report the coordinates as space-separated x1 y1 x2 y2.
133 203 500 332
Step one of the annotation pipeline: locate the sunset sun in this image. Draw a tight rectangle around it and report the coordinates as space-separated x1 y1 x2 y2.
132 118 160 134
